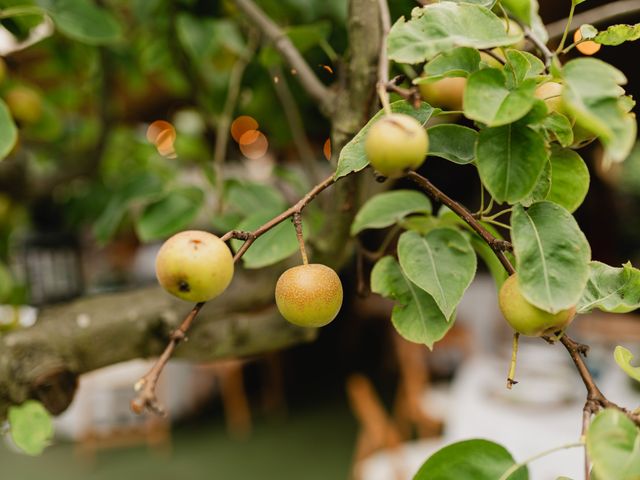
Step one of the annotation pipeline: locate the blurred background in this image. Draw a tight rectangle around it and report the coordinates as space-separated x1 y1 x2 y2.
0 0 639 479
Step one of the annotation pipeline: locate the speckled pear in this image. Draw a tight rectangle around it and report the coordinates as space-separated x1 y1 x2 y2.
275 264 343 327
155 230 234 302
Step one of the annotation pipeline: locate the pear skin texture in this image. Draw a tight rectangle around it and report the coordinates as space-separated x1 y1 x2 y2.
275 264 343 327
5 85 42 124
418 76 466 111
499 274 576 336
364 113 429 178
535 81 566 115
155 230 234 302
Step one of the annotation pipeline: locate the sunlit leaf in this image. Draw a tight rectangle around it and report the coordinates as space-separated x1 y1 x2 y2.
8 400 53 456
512 202 591 313
351 190 431 235
371 256 452 348
578 261 640 313
614 346 640 383
587 409 640 480
388 3 520 64
595 23 640 46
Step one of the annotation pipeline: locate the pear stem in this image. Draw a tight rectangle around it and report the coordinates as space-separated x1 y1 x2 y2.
507 332 520 389
293 212 309 265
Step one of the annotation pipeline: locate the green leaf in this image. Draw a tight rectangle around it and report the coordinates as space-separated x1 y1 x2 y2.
562 58 635 163
521 160 551 208
135 187 204 242
546 148 590 213
93 175 163 244
580 24 599 40
387 3 521 64
0 99 18 161
614 346 640 383
577 261 640 313
225 180 287 216
259 21 331 67
231 208 303 269
427 124 477 164
398 228 476 319
503 50 546 87
351 190 432 235
177 15 246 63
587 409 640 480
371 256 452 349
420 47 481 80
511 202 591 313
464 69 537 126
414 439 528 480
8 400 53 456
501 0 548 43
595 24 640 46
476 123 548 204
541 112 574 147
334 101 435 179
38 0 123 45
439 0 496 7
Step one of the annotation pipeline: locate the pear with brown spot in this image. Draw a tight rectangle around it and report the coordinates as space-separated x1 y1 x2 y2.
275 264 343 327
155 230 234 302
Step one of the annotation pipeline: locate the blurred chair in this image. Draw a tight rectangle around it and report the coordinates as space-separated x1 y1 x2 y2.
346 373 405 480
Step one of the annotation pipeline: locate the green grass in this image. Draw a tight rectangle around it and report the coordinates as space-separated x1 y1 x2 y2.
0 398 357 480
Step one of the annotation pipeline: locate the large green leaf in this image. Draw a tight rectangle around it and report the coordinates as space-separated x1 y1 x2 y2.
595 24 640 46
39 0 123 45
427 124 477 164
8 400 53 456
135 187 204 242
587 409 640 480
501 0 548 43
577 261 640 313
419 47 481 80
464 68 537 126
546 148 590 213
614 346 640 383
0 99 18 161
351 190 431 235
541 112 574 148
387 3 520 64
398 228 476 319
177 15 247 63
511 202 591 313
414 439 528 480
521 160 551 208
562 58 635 163
225 180 287 216
230 208 303 269
503 50 546 88
371 256 452 349
334 101 435 179
476 123 548 204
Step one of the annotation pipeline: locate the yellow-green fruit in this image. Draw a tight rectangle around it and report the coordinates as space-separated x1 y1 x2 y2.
535 81 566 115
502 18 526 50
0 58 7 85
364 113 428 178
418 76 466 111
5 85 42 124
275 263 343 327
499 274 576 336
480 52 504 69
155 230 234 302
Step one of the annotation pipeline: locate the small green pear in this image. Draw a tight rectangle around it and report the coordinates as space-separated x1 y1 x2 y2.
418 76 467 111
499 274 576 336
535 81 566 115
365 113 428 178
5 85 42 124
156 230 234 302
275 263 343 327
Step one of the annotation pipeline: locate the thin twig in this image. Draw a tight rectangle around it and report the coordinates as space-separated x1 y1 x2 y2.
132 173 339 414
556 2 576 53
524 26 553 67
131 302 204 415
232 0 332 113
385 75 422 109
293 212 309 265
214 31 258 212
405 172 515 273
506 332 519 389
546 0 640 41
376 0 392 115
270 65 321 185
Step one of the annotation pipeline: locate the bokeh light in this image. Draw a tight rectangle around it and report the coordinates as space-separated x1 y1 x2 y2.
146 120 174 144
574 29 601 56
239 130 269 160
146 119 177 158
323 138 331 161
231 115 259 142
